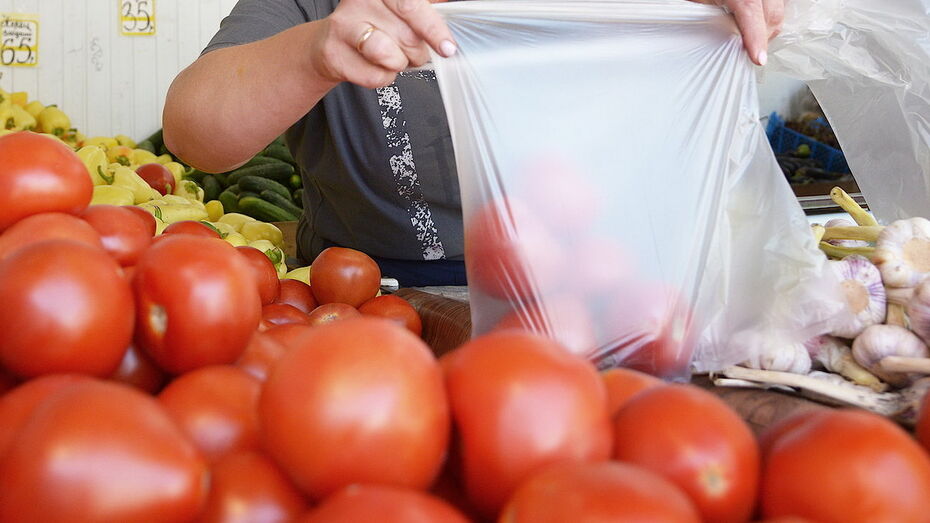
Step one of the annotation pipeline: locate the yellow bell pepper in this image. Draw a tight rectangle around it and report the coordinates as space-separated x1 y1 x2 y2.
132 148 159 166
283 266 311 285
115 134 137 148
154 216 169 235
36 106 71 137
223 232 249 247
205 200 224 222
155 154 173 165
209 222 237 238
112 165 160 204
8 105 36 131
91 185 135 206
10 92 28 107
83 136 118 151
138 200 209 224
249 239 287 277
163 162 186 186
240 221 284 248
24 101 44 118
217 213 257 232
107 145 134 166
0 88 9 108
173 180 204 203
160 194 201 207
76 146 111 185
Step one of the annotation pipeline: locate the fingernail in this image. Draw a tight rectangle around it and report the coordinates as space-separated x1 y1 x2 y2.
440 40 457 58
757 50 768 66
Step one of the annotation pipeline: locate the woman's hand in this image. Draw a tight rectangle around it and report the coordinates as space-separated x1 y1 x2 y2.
310 0 457 89
691 0 785 66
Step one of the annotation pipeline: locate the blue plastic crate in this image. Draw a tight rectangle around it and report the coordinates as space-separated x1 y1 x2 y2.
765 112 850 174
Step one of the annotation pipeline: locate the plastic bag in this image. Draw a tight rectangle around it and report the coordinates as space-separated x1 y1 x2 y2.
432 0 843 379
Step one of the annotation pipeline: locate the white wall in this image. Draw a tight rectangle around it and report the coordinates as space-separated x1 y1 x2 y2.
0 0 237 140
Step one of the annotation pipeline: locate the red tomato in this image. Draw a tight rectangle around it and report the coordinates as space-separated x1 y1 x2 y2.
110 344 167 394
493 295 597 357
162 220 222 239
0 240 134 378
300 484 469 523
0 211 103 262
263 323 318 350
260 318 449 498
310 247 381 307
762 408 930 522
500 461 701 523
0 132 92 231
0 380 208 522
915 388 930 453
358 295 423 336
132 235 261 374
124 205 158 237
277 278 318 313
611 384 759 523
136 163 176 195
236 332 290 382
200 451 308 523
600 367 662 418
158 365 261 463
262 303 311 330
442 330 612 518
307 303 361 326
757 409 827 458
0 368 17 395
80 205 153 266
0 374 90 461
237 245 281 305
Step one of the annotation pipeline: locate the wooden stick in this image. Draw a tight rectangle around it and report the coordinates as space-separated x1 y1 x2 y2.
830 187 878 227
879 356 930 374
822 225 883 243
819 241 876 260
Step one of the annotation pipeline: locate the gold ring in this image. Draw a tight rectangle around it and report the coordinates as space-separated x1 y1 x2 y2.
356 25 377 53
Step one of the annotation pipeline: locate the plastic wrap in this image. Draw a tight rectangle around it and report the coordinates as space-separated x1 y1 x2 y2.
432 0 843 379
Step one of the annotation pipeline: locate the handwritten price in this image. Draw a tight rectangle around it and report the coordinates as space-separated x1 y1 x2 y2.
0 16 38 67
120 0 155 36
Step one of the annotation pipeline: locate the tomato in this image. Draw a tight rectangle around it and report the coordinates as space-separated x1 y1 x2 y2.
124 205 158 237
757 409 826 458
162 220 222 239
110 344 167 394
0 380 208 522
300 484 469 523
263 323 318 350
200 451 308 523
307 303 361 326
600 367 662 418
158 365 261 463
276 278 318 313
0 240 134 378
442 330 612 518
260 318 449 498
237 332 290 382
762 408 930 522
0 132 92 231
0 211 103 262
80 205 153 266
358 295 423 337
132 235 261 374
492 295 597 357
262 303 312 330
500 461 700 523
611 384 758 523
309 247 381 308
0 368 17 395
564 235 635 299
136 163 176 195
517 155 603 235
0 374 90 461
915 387 930 454
236 245 281 305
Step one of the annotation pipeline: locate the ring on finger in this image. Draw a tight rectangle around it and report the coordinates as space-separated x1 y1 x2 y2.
356 24 377 53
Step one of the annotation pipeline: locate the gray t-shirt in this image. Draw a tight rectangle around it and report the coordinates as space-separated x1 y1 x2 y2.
204 0 462 262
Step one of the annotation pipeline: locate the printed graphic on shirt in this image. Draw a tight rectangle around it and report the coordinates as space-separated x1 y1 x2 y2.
376 75 446 261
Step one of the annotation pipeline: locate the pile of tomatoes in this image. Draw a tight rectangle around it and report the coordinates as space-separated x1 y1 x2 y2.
4 132 930 522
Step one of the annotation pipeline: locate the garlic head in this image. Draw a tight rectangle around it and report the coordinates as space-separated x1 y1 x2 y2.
873 217 930 288
852 324 929 387
825 255 886 338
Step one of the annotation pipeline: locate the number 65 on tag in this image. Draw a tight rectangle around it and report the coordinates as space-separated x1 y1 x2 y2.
0 15 39 67
120 0 156 36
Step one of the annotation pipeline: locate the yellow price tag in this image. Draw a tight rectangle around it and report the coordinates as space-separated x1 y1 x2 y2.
119 0 156 36
0 14 38 67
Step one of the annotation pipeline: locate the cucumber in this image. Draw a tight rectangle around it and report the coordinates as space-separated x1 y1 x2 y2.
214 171 229 187
227 184 241 195
136 140 156 154
289 174 302 189
272 134 287 147
241 155 282 169
238 191 262 201
239 196 298 222
260 190 302 218
263 143 296 166
184 169 209 184
227 163 294 186
202 175 221 202
239 175 292 202
141 129 164 152
293 189 304 208
218 190 239 213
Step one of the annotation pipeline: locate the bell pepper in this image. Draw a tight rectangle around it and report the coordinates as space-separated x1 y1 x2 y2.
8 105 36 131
24 101 44 118
83 136 119 151
132 148 159 166
205 200 224 222
283 266 311 285
173 180 204 203
209 222 237 238
217 213 257 232
115 134 137 148
0 88 9 108
111 165 160 204
163 162 186 186
36 106 71 137
10 92 27 107
138 200 209 224
91 185 135 206
248 239 287 277
154 154 174 165
239 221 284 249
223 231 249 247
77 146 113 185
107 145 134 166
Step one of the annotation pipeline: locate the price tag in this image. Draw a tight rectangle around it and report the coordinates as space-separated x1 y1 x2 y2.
119 0 156 36
0 15 39 67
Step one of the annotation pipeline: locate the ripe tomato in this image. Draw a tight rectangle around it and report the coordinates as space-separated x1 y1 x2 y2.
263 323 318 350
200 451 308 523
124 205 158 237
500 461 700 523
762 408 930 522
358 295 423 336
300 484 469 523
757 409 826 457
915 388 930 453
136 163 176 195
277 278 318 313
442 331 612 518
80 205 153 266
0 374 90 461
0 240 134 378
0 368 16 395
158 365 261 463
492 296 597 357
260 318 449 498
310 247 381 307
110 344 167 394
611 384 758 523
307 303 360 326
0 211 103 262
0 132 92 231
0 380 208 522
600 367 662 418
237 245 281 305
132 235 261 374
262 303 312 329
162 220 222 238
237 332 290 382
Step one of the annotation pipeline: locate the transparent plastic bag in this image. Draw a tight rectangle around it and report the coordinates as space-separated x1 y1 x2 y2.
432 0 843 379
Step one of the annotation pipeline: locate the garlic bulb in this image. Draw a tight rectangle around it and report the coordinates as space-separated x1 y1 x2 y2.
907 278 930 345
733 330 812 374
825 255 886 338
804 335 886 391
824 218 870 248
873 217 930 288
852 324 930 387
